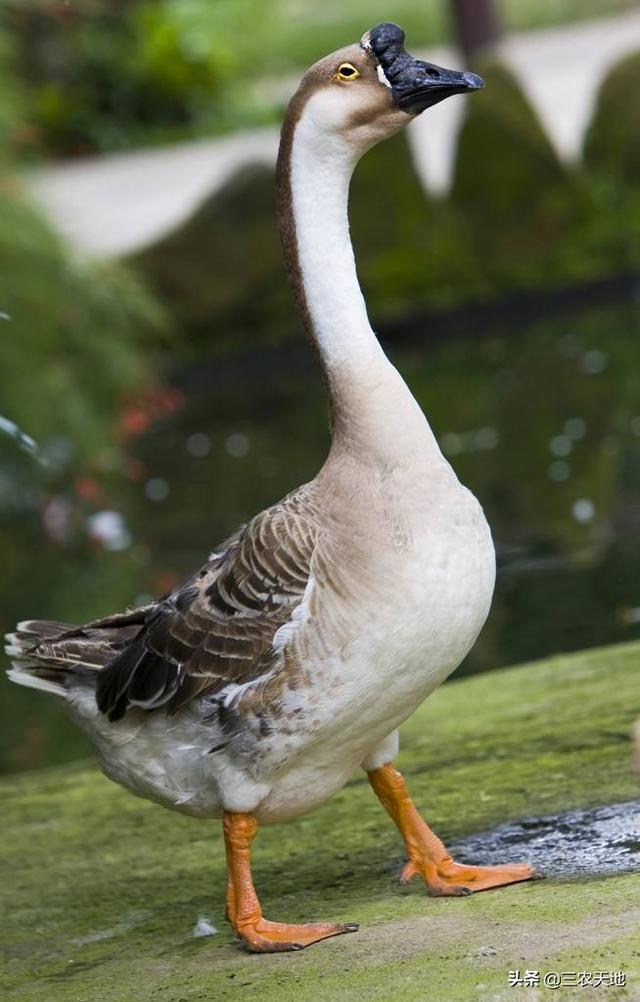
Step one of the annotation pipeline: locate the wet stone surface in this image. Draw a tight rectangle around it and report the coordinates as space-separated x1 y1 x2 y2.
453 800 640 878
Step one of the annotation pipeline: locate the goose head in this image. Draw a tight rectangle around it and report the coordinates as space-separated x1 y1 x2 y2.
287 21 484 157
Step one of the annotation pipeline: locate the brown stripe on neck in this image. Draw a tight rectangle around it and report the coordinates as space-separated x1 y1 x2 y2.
276 74 350 429
275 85 316 346
275 47 370 434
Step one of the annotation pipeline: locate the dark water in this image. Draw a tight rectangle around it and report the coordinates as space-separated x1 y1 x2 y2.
3 290 640 772
453 800 640 878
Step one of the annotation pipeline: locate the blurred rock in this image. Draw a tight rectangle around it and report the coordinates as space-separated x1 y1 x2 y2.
350 131 433 317
452 60 567 215
131 164 293 350
584 51 640 183
449 60 587 291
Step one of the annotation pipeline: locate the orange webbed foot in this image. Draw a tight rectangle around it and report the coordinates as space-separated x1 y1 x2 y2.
223 811 358 954
367 764 541 899
401 855 540 896
236 918 359 953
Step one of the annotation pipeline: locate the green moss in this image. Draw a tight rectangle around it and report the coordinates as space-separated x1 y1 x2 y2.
2 641 639 1000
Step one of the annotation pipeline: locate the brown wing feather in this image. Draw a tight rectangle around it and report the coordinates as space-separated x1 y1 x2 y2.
95 487 319 721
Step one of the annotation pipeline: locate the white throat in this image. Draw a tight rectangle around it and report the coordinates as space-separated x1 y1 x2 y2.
284 90 441 460
288 93 386 377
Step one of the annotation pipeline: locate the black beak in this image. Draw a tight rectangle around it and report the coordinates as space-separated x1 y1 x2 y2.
363 22 484 114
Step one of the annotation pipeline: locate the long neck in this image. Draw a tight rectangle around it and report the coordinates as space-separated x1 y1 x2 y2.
277 112 383 373
276 100 439 460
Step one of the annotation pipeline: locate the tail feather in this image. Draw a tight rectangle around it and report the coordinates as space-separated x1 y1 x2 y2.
17 619 77 638
6 666 69 697
5 612 149 701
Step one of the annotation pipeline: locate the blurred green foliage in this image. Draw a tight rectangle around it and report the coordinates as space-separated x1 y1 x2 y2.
2 0 638 157
0 17 166 459
0 18 169 772
5 0 220 156
0 31 24 164
0 185 164 455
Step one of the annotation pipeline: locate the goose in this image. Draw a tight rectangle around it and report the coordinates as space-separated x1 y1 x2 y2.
6 22 536 953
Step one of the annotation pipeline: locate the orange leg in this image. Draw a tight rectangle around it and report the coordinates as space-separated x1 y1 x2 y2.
368 763 539 896
222 812 358 952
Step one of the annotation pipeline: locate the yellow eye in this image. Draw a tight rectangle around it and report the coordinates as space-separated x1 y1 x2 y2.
335 62 360 82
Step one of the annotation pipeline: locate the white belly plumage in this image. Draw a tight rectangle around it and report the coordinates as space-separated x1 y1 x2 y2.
67 482 495 825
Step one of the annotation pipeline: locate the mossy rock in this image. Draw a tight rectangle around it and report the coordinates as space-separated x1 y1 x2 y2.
130 164 294 350
449 60 592 293
350 131 434 315
451 59 567 216
584 51 640 184
351 132 484 314
2 642 639 1001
